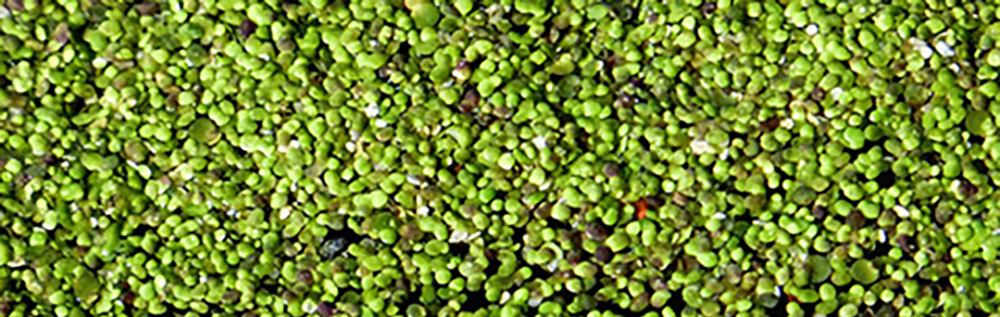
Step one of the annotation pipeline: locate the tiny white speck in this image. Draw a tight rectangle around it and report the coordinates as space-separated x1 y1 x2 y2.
532 136 548 149
781 118 795 129
375 119 388 128
950 180 963 195
935 41 955 57
528 297 542 308
878 229 887 243
690 139 711 154
0 7 10 19
90 217 98 227
830 87 843 99
713 212 727 220
720 148 730 161
406 174 423 186
805 24 818 36
500 291 511 304
346 141 355 152
290 140 300 148
449 231 469 243
416 206 430 216
257 54 271 61
912 39 934 59
893 205 910 218
364 103 380 118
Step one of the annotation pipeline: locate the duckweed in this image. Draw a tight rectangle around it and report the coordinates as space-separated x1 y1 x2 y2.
0 0 996 316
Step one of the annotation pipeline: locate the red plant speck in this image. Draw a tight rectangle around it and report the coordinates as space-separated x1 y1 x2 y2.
634 199 648 220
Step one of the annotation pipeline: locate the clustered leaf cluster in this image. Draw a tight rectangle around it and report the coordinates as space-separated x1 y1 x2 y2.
0 0 998 316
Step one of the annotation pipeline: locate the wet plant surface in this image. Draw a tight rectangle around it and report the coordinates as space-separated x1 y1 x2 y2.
0 0 999 316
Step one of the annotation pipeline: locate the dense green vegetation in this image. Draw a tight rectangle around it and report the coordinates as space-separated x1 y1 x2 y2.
0 0 998 316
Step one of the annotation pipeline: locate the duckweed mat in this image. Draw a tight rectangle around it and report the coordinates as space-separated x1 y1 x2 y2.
0 0 998 316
